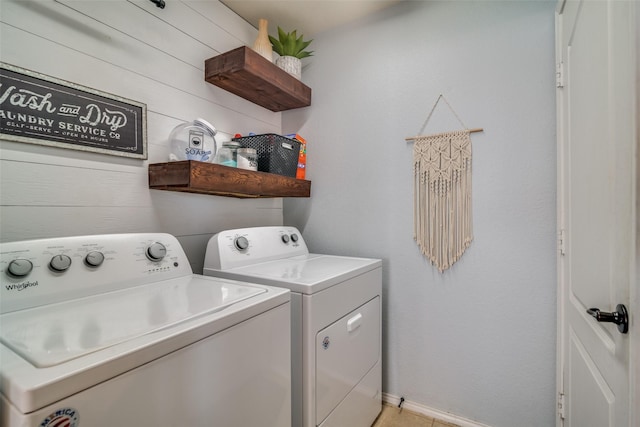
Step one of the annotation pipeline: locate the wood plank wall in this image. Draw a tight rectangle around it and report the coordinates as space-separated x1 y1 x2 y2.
0 0 284 273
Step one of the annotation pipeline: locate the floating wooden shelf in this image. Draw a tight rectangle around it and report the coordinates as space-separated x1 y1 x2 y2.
149 161 311 198
204 46 311 112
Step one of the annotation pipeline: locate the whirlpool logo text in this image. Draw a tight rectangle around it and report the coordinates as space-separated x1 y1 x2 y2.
4 280 38 291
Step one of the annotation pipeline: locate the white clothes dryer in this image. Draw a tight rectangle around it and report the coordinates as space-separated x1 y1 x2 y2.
0 233 291 427
204 226 382 427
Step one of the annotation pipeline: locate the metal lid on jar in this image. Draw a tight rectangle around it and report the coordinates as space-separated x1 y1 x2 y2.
222 141 241 148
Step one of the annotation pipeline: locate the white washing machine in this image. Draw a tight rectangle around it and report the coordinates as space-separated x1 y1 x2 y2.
203 226 382 427
0 233 291 427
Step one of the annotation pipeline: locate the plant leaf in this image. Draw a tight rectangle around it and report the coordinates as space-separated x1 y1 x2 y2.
296 37 313 55
268 35 284 55
277 26 288 43
284 33 296 56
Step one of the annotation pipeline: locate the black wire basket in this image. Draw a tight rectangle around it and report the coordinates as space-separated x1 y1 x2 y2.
232 134 301 177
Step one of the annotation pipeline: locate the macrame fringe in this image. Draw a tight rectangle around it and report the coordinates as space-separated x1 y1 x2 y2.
414 130 473 272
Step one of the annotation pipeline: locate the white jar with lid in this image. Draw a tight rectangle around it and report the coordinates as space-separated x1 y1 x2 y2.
168 118 217 162
237 147 257 171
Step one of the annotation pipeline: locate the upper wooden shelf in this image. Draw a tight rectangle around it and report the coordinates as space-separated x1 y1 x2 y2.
204 46 311 112
149 161 311 198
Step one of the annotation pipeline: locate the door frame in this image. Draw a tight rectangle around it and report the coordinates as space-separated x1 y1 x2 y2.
634 3 639 424
554 1 638 426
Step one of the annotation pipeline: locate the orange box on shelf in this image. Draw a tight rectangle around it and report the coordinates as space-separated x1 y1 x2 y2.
287 133 307 180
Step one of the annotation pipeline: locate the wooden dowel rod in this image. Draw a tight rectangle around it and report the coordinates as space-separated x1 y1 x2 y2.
405 127 484 141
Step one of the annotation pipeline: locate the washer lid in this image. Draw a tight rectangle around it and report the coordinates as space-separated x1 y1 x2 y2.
0 276 265 368
214 254 382 294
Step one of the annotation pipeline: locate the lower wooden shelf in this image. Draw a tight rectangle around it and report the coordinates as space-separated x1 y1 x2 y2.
148 161 311 198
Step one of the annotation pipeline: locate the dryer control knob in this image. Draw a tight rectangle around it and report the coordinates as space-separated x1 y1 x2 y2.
290 233 299 242
234 236 249 251
85 251 105 267
49 254 72 272
281 234 290 243
146 242 167 262
7 259 33 277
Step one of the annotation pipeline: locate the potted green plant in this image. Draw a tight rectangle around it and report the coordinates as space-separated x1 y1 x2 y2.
269 27 313 80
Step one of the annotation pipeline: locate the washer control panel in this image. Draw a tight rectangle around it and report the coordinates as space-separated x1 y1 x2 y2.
0 233 192 313
204 226 309 270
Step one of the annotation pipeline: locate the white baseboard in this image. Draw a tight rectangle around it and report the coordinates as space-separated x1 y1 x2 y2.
381 393 493 427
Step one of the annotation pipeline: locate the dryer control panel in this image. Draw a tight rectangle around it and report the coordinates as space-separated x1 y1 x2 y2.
204 226 309 270
0 233 193 313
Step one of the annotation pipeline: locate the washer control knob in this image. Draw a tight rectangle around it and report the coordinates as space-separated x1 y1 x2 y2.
146 242 167 262
7 259 33 277
49 254 72 272
290 233 299 242
281 234 290 243
234 236 249 251
85 251 105 268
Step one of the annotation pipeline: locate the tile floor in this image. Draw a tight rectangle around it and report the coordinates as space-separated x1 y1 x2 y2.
372 404 461 427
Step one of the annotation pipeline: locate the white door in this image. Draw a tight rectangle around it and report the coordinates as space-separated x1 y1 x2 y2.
556 1 637 426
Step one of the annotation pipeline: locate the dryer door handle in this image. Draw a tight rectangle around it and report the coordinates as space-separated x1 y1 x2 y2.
347 313 363 332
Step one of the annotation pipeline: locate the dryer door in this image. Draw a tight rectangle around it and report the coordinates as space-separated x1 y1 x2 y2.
315 296 380 424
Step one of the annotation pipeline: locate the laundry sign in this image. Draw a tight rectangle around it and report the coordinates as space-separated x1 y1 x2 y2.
0 63 147 159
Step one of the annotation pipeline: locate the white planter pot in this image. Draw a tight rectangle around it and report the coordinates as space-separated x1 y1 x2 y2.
276 56 302 80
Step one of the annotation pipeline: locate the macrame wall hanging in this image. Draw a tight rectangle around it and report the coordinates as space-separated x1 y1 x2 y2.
405 95 483 272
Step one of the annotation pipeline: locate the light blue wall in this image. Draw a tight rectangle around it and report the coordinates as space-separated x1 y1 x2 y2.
284 1 557 426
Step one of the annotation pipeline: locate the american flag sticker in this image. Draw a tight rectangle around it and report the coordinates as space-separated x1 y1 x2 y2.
39 408 79 427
